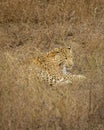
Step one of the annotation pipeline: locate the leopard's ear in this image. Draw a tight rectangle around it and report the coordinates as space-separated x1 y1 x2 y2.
50 48 60 53
47 51 56 57
47 48 60 57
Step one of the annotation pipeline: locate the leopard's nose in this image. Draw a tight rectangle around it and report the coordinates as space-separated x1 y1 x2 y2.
66 62 73 69
65 59 74 66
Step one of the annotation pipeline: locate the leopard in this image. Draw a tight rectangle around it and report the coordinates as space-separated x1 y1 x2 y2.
29 46 86 86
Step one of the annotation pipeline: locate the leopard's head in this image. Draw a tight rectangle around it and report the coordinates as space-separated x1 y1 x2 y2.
46 46 74 74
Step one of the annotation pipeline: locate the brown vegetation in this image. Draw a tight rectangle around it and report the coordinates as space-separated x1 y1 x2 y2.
0 0 104 130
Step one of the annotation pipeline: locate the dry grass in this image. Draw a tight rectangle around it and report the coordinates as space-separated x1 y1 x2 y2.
0 0 104 24
0 0 104 130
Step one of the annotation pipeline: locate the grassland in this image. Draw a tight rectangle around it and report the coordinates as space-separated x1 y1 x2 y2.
0 0 104 130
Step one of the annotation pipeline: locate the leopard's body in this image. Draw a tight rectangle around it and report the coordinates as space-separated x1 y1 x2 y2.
30 47 86 86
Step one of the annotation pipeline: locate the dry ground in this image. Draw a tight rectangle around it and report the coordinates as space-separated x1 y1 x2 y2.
0 0 104 130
